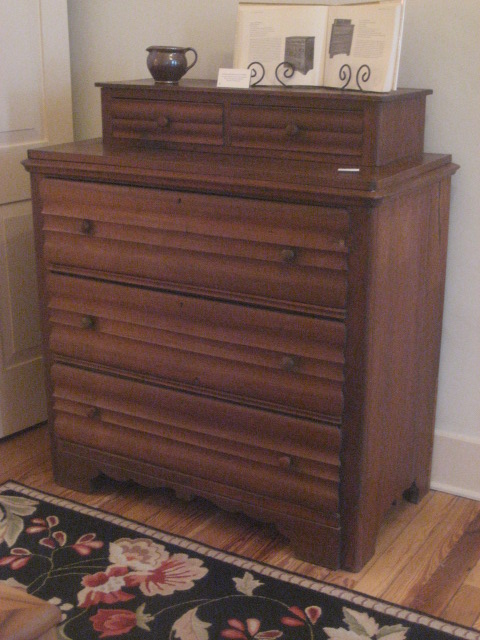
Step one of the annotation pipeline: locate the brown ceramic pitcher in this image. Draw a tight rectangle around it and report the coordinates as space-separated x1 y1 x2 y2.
146 46 198 83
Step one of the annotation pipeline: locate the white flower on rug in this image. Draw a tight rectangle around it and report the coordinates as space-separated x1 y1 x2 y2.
324 607 408 640
172 607 211 640
0 495 38 547
233 571 264 596
109 537 171 571
110 537 208 597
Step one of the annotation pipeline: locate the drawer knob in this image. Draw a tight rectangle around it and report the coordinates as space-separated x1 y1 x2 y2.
281 248 297 263
81 315 96 330
80 219 93 235
158 116 170 129
86 407 100 419
278 455 292 469
281 355 298 372
285 122 300 137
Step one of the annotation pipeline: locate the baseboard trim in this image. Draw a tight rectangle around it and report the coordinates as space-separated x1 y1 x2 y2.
430 430 480 501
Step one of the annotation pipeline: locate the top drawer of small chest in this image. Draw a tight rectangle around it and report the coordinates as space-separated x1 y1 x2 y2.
98 80 430 166
39 178 349 318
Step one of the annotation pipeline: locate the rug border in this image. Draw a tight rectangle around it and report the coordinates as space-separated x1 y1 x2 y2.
1 480 478 640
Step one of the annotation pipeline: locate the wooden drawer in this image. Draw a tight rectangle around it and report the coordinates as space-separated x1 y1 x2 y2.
106 98 223 146
47 273 345 422
98 82 430 165
51 364 341 523
230 105 364 159
41 178 349 316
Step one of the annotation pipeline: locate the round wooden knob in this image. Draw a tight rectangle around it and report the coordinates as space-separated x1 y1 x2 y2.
80 219 93 235
86 407 100 419
285 122 300 137
278 455 292 469
81 315 96 329
157 116 170 128
280 248 297 263
281 355 297 372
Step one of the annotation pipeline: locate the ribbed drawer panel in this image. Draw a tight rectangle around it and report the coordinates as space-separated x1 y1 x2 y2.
51 363 341 521
41 179 349 317
47 274 345 422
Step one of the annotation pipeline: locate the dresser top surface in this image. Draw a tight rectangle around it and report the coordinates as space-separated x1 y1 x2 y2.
24 138 456 204
96 78 432 104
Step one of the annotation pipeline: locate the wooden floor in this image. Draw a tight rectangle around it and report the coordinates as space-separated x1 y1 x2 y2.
2 423 480 630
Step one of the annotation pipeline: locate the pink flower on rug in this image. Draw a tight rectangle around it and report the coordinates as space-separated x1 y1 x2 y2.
109 537 208 596
26 515 60 533
0 548 32 570
281 605 322 627
77 565 135 608
127 553 208 597
72 533 104 556
90 608 137 637
221 618 283 639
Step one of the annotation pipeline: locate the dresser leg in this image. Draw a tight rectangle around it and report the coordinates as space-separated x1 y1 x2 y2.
402 481 420 504
53 451 100 493
278 521 341 569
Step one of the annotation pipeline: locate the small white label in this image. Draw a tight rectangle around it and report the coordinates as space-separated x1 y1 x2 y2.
338 167 360 173
217 68 252 88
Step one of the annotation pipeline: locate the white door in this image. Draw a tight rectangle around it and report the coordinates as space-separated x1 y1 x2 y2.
0 0 73 437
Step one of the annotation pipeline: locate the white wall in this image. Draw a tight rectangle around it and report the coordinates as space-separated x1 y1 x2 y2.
67 0 480 499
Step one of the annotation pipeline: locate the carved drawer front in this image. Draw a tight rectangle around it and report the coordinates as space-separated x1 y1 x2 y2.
107 98 223 146
51 363 341 524
230 105 363 160
47 273 345 422
41 179 349 317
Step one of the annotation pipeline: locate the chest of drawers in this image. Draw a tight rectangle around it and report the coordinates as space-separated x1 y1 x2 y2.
25 81 457 570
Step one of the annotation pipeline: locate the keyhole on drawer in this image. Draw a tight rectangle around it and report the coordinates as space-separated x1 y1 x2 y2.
177 197 182 204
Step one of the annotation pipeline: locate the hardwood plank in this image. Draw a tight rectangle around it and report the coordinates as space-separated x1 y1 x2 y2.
322 492 435 590
442 585 480 629
408 510 480 617
380 497 480 605
465 557 480 589
329 491 456 593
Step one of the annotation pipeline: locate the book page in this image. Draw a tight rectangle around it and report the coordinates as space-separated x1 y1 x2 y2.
323 0 403 92
391 0 406 89
233 3 330 86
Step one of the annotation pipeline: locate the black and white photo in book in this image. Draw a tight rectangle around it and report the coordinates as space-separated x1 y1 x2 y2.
233 0 405 92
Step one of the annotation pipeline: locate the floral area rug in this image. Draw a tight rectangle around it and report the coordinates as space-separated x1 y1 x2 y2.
0 481 478 640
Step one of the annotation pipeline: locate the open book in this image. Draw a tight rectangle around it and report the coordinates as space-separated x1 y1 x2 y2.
233 0 405 92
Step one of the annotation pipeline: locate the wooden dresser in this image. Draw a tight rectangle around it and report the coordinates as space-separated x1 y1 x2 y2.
24 80 457 570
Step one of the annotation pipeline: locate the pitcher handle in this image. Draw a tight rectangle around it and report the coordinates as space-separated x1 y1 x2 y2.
184 48 198 72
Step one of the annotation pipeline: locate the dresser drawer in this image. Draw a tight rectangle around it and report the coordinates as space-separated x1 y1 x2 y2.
51 364 341 523
230 105 363 159
107 98 223 146
41 179 349 316
47 273 345 421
